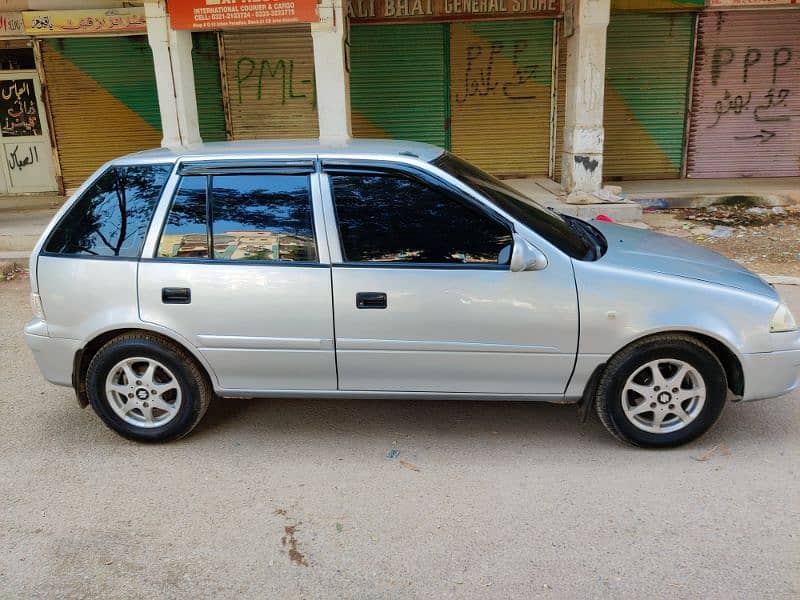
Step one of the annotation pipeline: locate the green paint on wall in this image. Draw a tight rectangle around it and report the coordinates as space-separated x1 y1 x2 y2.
51 37 162 132
350 24 448 147
192 32 227 142
605 13 694 170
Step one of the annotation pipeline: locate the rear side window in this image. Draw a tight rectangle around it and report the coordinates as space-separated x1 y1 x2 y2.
157 173 317 263
44 164 172 257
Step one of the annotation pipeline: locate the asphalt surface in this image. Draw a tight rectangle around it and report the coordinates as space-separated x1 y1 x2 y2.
1 276 798 599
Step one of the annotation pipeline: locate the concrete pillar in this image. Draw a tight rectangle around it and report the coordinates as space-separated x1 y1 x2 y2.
144 0 202 148
560 0 610 194
311 0 351 141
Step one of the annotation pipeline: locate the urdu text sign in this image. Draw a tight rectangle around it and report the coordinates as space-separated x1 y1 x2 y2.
168 0 319 30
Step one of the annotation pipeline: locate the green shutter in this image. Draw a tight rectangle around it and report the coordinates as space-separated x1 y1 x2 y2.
350 24 448 148
192 32 227 142
603 13 694 179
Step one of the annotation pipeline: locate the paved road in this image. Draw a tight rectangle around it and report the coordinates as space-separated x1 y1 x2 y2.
1 277 797 599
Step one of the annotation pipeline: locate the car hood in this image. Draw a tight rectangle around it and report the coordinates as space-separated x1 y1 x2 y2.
590 221 777 299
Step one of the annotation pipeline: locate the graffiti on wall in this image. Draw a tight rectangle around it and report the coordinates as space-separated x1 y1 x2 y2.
707 45 793 142
0 79 42 137
235 56 316 109
454 40 539 104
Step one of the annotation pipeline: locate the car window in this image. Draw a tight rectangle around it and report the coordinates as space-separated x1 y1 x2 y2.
44 164 172 257
330 172 512 265
157 173 317 262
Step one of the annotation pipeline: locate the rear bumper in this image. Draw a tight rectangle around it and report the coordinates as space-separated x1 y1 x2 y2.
24 319 79 387
741 348 800 401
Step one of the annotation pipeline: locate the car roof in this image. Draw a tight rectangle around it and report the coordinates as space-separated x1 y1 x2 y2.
114 138 445 165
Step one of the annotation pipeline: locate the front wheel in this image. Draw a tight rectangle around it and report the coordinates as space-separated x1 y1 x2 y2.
86 333 212 442
595 335 728 448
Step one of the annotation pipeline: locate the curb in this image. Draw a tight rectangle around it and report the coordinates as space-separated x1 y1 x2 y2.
633 192 798 210
760 275 800 286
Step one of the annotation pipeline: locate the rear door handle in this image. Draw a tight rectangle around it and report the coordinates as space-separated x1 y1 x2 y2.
162 287 191 304
356 292 387 309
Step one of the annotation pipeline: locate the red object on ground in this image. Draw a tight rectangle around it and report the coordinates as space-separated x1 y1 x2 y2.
595 214 614 222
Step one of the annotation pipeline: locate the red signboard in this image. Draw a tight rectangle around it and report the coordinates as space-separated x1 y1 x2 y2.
167 0 319 30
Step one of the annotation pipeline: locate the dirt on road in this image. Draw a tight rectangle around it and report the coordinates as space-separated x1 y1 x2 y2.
1 277 798 599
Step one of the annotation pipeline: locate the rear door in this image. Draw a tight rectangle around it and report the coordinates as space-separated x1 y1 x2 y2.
322 163 579 395
138 161 337 392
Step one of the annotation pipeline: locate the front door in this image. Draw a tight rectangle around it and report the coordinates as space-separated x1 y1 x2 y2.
324 166 579 395
139 167 336 392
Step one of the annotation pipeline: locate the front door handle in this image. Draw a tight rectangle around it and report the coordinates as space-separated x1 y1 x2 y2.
162 287 191 304
356 292 387 309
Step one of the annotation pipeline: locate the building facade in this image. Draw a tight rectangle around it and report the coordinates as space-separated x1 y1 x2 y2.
0 0 797 201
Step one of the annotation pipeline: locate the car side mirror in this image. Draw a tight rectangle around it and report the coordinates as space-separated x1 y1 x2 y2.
510 234 548 272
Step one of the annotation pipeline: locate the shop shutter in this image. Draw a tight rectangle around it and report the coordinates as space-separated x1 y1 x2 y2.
192 32 227 142
41 37 162 190
687 10 800 178
350 24 448 148
553 23 567 182
221 26 318 140
603 13 694 179
450 20 554 177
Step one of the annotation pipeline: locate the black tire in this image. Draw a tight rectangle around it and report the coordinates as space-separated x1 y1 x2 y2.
595 335 728 448
86 333 212 443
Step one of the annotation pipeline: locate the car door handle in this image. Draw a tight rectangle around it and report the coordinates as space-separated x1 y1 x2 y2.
162 287 191 304
356 292 387 309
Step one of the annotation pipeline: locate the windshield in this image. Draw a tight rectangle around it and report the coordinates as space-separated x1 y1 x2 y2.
432 152 597 260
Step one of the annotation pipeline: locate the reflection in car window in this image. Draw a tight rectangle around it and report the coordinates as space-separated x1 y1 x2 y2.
158 176 209 258
211 174 316 262
45 164 172 257
157 173 317 262
331 172 512 265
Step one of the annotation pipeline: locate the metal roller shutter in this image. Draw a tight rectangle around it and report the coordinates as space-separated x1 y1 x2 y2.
192 32 227 142
450 20 554 177
221 26 318 140
603 13 694 179
41 37 162 190
553 22 567 182
350 24 448 147
687 10 800 178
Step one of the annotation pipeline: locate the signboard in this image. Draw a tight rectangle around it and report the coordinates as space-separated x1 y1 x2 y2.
349 0 561 23
706 0 798 6
168 0 319 30
22 8 146 36
0 12 25 38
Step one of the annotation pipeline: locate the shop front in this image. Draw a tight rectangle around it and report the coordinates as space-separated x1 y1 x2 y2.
349 1 561 177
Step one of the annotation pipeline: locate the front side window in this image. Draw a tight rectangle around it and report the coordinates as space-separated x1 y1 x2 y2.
157 173 317 262
44 164 172 257
330 172 512 265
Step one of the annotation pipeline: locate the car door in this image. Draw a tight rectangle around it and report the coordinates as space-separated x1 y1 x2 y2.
322 163 579 396
138 161 337 392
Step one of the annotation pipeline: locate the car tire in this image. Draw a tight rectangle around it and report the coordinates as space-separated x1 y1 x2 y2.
86 333 212 443
595 335 728 448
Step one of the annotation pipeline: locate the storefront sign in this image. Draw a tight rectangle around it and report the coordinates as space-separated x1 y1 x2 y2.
706 0 798 6
168 0 319 30
22 9 146 36
0 13 25 38
349 0 560 23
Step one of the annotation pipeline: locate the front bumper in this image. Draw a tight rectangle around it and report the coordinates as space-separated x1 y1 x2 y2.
741 348 800 401
24 319 80 388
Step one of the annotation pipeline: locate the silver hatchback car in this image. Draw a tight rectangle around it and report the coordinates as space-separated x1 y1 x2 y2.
24 140 800 447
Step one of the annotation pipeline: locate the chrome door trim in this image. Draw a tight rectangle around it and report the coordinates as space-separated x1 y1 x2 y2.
197 334 334 350
336 338 559 353
215 389 578 403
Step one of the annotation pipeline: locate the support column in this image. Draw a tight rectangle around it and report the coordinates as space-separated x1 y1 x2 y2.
311 0 351 141
560 0 610 195
145 0 201 148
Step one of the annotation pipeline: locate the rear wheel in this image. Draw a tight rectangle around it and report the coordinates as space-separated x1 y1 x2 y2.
86 333 212 442
595 335 728 448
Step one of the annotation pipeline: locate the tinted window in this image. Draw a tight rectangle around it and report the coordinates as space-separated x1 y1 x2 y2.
45 164 171 257
433 152 596 260
157 176 209 258
158 173 317 262
331 172 512 265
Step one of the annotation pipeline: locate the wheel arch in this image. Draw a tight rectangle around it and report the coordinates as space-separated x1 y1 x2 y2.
73 326 219 407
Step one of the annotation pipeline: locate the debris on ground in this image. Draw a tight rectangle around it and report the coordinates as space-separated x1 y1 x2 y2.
641 203 800 277
399 460 420 472
0 262 27 282
387 448 400 459
692 444 732 462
